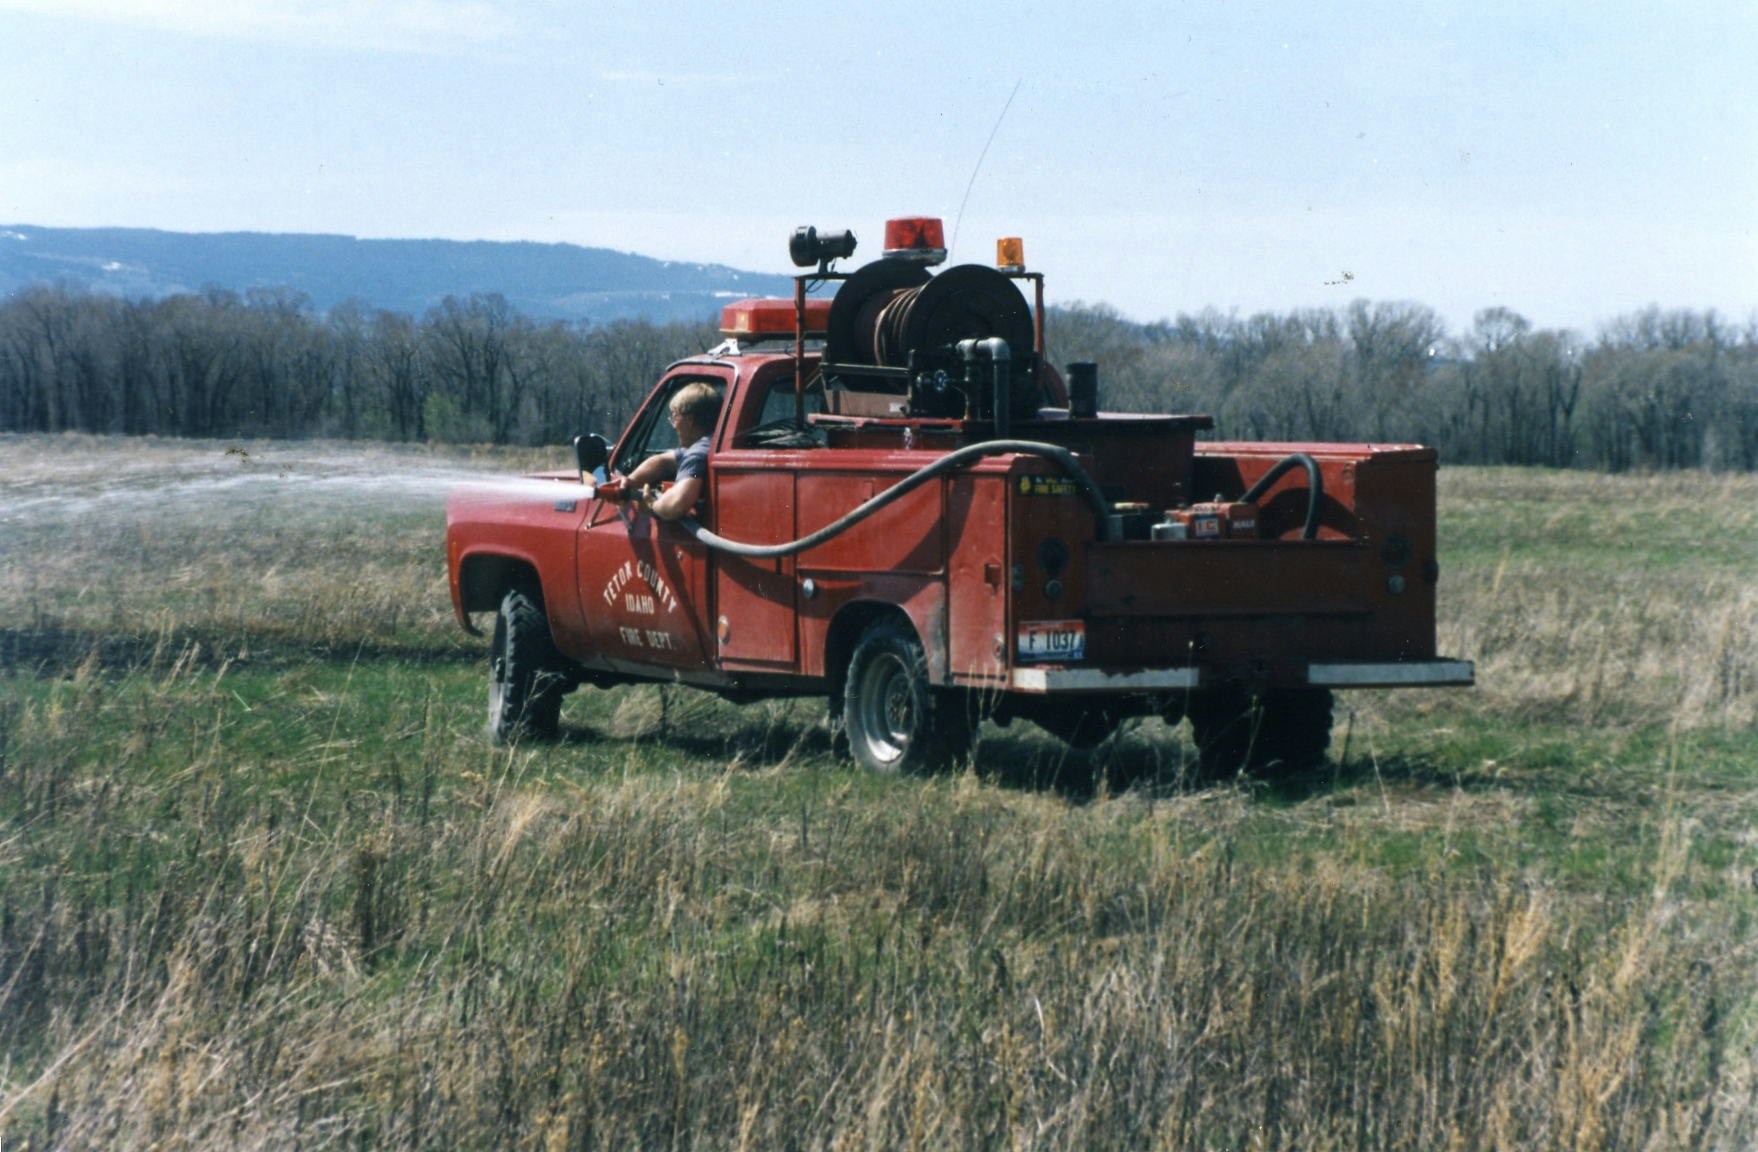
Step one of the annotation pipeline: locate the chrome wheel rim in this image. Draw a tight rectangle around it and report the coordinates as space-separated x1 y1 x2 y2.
488 611 509 725
854 651 913 765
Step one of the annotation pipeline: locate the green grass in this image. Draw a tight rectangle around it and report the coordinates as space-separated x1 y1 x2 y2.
1437 466 1758 571
1 440 1756 1149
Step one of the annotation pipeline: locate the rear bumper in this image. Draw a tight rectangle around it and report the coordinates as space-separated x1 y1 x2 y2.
1012 666 1201 693
1008 658 1474 695
1306 659 1475 687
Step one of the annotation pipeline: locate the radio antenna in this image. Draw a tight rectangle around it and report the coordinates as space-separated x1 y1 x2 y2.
950 78 1022 259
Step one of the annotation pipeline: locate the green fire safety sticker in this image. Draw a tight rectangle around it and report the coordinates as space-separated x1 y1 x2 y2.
1018 475 1081 497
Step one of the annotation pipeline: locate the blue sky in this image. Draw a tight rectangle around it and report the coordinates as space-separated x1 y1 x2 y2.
2 0 1753 335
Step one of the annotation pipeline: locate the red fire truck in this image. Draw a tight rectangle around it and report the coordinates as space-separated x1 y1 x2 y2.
445 217 1472 778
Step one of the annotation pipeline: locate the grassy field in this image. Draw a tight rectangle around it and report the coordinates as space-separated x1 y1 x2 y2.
1 432 1755 1150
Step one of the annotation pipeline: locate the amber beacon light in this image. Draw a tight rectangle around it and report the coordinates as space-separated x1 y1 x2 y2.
996 236 1025 272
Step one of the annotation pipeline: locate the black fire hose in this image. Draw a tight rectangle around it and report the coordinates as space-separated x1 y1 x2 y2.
1240 452 1324 540
679 440 1112 559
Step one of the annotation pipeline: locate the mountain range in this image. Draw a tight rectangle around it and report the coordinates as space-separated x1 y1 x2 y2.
0 224 800 325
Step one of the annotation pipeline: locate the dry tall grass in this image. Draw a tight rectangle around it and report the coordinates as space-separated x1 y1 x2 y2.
2 440 1756 1149
1435 468 1758 729
2 658 1751 1149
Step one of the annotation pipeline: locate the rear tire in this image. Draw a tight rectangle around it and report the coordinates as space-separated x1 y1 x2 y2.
1256 688 1334 776
1188 688 1332 779
1187 689 1255 778
1033 703 1121 752
842 621 966 774
488 588 564 743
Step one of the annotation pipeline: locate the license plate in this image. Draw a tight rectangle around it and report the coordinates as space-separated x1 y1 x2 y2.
1018 620 1086 661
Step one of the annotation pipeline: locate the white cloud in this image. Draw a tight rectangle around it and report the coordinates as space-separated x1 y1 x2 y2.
0 0 518 50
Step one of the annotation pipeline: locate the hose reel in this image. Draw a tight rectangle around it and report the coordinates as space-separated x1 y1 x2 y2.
823 260 1039 422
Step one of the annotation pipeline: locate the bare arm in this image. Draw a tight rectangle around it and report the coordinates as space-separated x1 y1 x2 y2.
622 450 678 489
643 474 702 521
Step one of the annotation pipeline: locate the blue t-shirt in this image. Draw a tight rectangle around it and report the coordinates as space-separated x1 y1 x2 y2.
675 435 711 483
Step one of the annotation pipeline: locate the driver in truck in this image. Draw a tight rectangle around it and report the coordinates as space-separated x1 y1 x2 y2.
610 381 722 521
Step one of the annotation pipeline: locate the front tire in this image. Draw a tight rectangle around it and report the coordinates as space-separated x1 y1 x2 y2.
842 621 966 774
488 588 564 743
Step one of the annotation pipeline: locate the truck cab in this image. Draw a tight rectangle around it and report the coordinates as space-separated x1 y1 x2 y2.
447 216 1472 779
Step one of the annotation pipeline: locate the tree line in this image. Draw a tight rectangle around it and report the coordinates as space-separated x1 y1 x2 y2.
1054 298 1758 470
3 282 1754 470
0 285 713 448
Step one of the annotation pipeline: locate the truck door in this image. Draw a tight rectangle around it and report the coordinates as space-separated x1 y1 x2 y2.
576 374 719 677
711 375 824 670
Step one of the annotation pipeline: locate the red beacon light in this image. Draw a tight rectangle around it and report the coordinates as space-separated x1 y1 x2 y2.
882 216 947 266
720 297 830 339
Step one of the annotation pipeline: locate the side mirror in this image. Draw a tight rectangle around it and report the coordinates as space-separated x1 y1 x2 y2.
574 433 610 480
